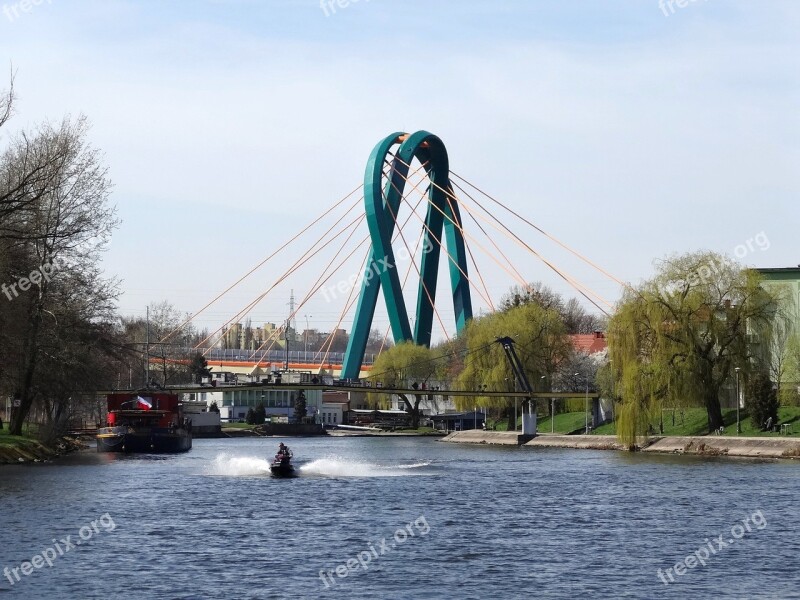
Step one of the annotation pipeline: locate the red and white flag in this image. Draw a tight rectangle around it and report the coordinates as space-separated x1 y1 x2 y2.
136 396 153 410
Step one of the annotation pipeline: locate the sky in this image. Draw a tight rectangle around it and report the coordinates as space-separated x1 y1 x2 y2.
1 0 798 343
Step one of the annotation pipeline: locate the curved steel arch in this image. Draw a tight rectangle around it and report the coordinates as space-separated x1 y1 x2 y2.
341 131 473 379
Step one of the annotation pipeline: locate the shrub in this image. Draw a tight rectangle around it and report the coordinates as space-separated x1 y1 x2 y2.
745 371 779 430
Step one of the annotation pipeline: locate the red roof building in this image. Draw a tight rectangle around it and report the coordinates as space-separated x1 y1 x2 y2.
570 331 607 354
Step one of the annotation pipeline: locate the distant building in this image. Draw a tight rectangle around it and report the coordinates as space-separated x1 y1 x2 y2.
757 267 800 331
569 331 607 354
181 399 222 436
756 267 800 395
321 391 349 425
347 409 410 428
187 371 323 423
430 410 486 432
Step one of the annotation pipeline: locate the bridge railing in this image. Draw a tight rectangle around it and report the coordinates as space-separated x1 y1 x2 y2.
175 348 376 366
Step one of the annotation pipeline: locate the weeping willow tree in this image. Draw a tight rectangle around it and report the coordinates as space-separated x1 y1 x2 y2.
609 251 777 444
456 302 571 429
366 341 439 428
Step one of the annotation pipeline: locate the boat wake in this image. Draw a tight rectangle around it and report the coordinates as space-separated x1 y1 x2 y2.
299 457 433 478
206 453 272 477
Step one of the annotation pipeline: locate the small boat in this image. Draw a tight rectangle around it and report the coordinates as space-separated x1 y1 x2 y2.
270 444 295 477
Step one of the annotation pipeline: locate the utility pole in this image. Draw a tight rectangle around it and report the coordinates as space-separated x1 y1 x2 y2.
284 320 290 371
285 290 295 372
145 305 150 387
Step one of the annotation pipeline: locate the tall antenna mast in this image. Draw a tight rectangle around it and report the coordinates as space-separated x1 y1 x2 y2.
288 289 296 332
145 305 150 387
285 290 295 371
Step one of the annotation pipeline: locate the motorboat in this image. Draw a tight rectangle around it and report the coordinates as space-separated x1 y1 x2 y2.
270 446 295 477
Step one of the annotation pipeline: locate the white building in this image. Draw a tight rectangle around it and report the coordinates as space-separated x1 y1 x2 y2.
181 399 222 434
186 387 322 423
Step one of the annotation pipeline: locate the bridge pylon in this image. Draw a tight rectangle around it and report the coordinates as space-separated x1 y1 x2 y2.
341 131 473 379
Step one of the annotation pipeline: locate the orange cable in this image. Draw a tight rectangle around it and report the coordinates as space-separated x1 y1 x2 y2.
382 178 451 343
393 156 611 314
450 170 631 291
385 169 496 310
160 184 363 343
198 209 366 352
449 179 612 313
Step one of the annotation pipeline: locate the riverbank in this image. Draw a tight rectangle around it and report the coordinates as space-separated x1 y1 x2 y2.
0 435 87 465
440 431 800 459
327 429 446 437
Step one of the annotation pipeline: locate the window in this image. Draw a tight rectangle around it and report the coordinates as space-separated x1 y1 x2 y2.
333 414 337 423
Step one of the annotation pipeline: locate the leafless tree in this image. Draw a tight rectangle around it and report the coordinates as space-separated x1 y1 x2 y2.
2 113 119 435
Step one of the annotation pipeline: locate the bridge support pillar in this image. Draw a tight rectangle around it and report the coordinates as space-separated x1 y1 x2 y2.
521 401 537 436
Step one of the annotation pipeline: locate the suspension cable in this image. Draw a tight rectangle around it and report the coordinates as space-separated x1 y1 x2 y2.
160 184 364 344
392 156 611 314
450 170 630 290
197 208 366 352
449 178 612 312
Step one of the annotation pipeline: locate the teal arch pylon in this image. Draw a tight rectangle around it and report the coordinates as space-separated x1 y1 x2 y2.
340 131 473 379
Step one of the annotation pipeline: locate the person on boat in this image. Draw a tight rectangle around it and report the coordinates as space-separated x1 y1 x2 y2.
276 443 290 462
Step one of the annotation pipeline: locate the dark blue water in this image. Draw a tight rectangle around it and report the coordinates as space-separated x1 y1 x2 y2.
1 437 799 599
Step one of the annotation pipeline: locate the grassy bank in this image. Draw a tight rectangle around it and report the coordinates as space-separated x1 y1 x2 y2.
0 422 39 448
488 406 800 438
592 407 800 437
490 412 588 434
0 423 87 464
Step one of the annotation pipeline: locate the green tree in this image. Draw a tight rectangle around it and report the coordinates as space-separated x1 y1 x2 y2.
253 403 266 425
209 401 220 413
608 252 777 444
245 407 256 425
456 302 571 429
746 371 779 430
367 342 439 429
293 390 307 423
188 352 211 383
500 282 605 334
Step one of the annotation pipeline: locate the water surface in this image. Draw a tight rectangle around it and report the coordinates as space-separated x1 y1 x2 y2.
1 437 798 599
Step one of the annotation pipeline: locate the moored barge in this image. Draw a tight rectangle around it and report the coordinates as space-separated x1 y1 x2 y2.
96 392 192 453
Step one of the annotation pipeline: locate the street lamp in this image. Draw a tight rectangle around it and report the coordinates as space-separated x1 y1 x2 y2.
735 367 741 434
539 375 552 433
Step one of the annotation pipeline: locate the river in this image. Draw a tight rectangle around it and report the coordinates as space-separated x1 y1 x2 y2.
1 437 799 599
